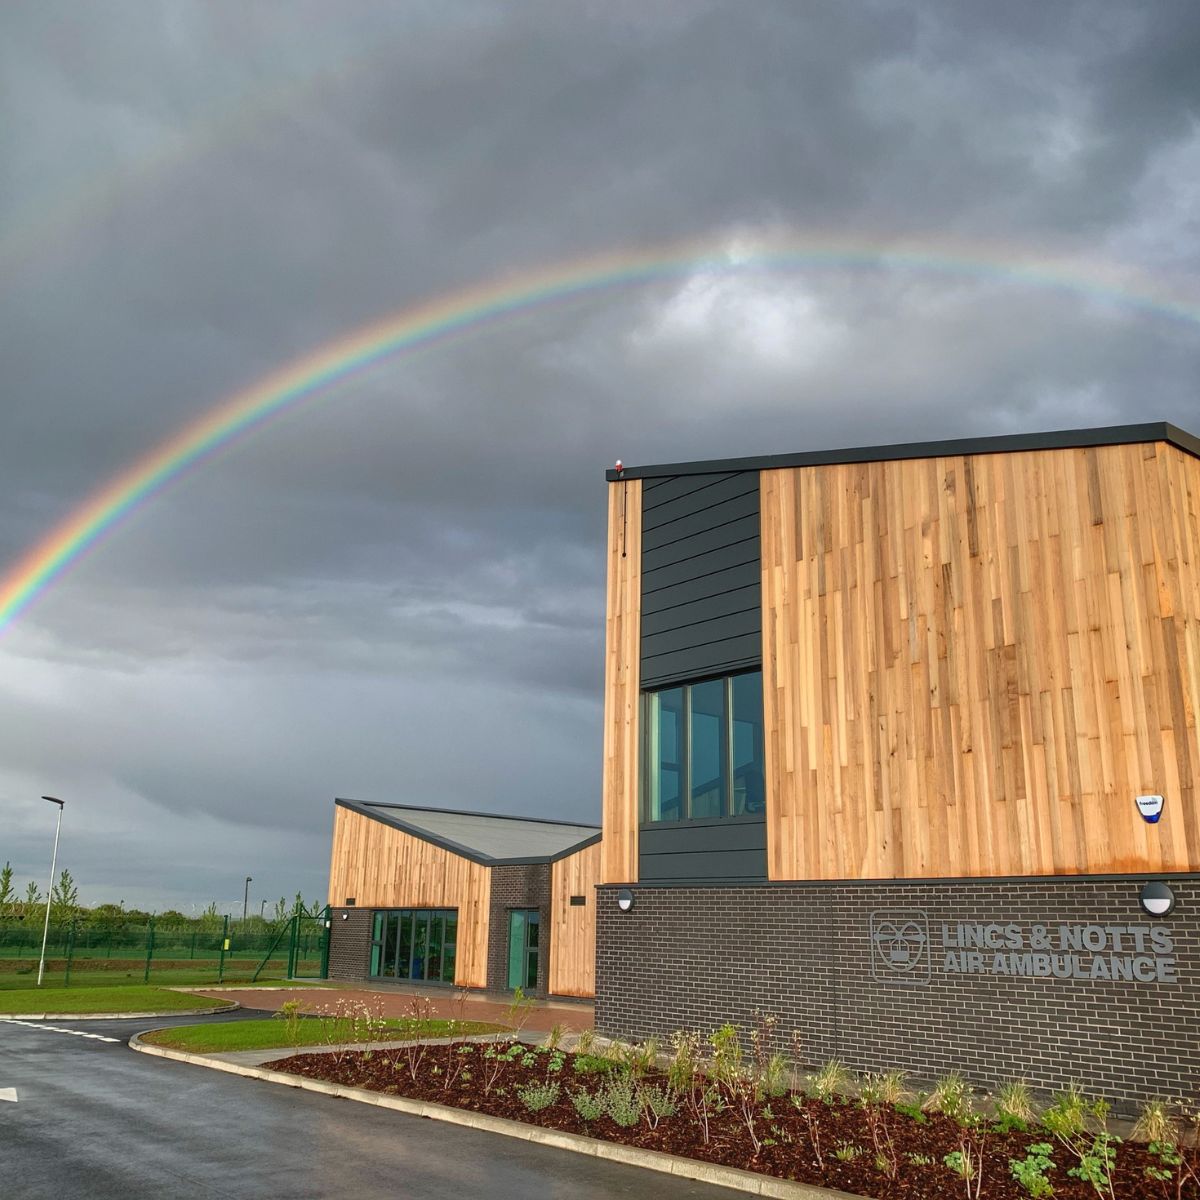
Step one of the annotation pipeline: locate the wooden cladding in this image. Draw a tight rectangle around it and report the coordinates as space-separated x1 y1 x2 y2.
549 841 601 997
761 442 1200 881
327 806 491 986
601 478 642 884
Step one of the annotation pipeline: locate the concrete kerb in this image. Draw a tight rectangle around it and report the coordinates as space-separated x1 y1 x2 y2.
1 1003 238 1021
128 1034 859 1200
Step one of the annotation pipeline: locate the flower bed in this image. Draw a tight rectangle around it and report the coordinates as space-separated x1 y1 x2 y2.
264 1035 1199 1200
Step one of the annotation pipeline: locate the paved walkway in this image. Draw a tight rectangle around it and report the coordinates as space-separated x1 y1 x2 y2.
192 982 594 1033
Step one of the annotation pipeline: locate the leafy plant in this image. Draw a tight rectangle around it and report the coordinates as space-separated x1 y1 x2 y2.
599 1072 642 1128
1042 1087 1119 1200
572 1053 616 1077
791 1095 825 1169
273 999 304 1047
833 1141 861 1162
505 986 535 1036
640 1083 677 1129
859 1074 902 1178
570 1089 604 1121
907 1152 936 1166
1010 1142 1056 1197
517 1081 560 1113
894 1100 928 1124
944 1149 975 1180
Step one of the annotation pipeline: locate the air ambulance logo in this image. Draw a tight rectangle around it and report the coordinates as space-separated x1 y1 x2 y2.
1136 795 1165 824
870 910 931 984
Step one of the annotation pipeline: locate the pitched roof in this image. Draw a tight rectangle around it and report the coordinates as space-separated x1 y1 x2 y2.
605 421 1200 481
335 798 600 865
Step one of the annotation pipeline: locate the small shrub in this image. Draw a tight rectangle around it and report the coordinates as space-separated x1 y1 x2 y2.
894 1100 927 1124
833 1141 861 1162
1009 1142 1055 1197
544 1023 565 1051
570 1089 605 1121
640 1083 677 1129
600 1073 643 1128
273 999 303 1047
517 1081 560 1113
573 1028 596 1055
944 1149 975 1180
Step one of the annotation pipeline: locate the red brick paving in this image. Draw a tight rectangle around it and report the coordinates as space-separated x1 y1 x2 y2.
195 983 593 1034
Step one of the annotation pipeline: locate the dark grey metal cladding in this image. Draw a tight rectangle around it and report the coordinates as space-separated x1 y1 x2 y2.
639 816 767 883
640 472 761 688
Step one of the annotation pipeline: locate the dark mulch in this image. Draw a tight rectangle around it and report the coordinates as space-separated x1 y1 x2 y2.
263 1042 1197 1200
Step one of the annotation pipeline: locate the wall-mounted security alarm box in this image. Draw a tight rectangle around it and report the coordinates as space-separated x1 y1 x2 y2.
1136 795 1165 824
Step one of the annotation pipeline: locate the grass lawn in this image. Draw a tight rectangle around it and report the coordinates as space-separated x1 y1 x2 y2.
0 966 330 991
0 984 234 1014
139 1016 507 1054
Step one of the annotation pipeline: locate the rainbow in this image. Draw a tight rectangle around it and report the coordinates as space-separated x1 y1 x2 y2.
2 232 1199 636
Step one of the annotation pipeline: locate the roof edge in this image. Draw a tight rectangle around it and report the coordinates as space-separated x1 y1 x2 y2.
605 421 1200 481
334 799 601 866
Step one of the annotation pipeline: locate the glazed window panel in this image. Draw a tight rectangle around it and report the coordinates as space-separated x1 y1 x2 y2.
641 670 763 824
369 907 457 984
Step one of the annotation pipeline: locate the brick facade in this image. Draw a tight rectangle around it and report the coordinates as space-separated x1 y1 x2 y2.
487 863 551 995
327 907 373 980
595 876 1199 1106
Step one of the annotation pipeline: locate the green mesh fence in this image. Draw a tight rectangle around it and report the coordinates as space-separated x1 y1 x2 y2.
0 913 328 989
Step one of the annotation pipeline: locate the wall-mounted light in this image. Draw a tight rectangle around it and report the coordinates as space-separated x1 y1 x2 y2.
617 888 635 913
340 912 350 921
1139 881 1175 917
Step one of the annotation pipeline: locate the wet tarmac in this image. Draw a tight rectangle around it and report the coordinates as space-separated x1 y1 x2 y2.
1 1012 741 1200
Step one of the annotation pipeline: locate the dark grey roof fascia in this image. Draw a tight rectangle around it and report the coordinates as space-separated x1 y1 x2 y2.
337 797 600 830
334 799 601 866
604 421 1200 482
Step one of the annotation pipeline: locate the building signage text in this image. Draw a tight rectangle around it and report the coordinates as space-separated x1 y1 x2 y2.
940 922 1176 983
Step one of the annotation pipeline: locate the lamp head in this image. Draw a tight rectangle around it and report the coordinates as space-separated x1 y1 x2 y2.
41 795 64 808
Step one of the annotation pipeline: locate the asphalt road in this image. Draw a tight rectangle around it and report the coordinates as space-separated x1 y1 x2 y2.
1 1014 746 1200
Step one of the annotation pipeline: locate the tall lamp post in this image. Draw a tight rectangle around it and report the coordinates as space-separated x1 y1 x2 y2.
243 876 252 923
36 796 65 988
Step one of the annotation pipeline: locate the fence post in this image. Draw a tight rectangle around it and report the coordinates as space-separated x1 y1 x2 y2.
190 929 196 960
143 917 155 984
64 919 77 987
287 915 298 979
218 914 228 983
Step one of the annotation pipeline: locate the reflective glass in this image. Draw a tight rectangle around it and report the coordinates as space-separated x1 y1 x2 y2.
370 912 384 976
443 913 458 983
427 914 444 981
382 913 399 976
412 912 429 980
647 688 683 821
507 910 526 990
396 912 412 978
731 671 765 815
689 678 726 818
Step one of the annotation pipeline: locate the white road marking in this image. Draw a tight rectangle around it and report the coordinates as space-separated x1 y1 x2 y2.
0 1018 118 1043
0 1088 17 1102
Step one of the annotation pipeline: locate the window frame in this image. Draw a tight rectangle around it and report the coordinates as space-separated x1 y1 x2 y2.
639 669 765 828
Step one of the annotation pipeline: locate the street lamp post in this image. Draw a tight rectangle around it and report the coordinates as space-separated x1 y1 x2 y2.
36 796 65 988
243 876 252 923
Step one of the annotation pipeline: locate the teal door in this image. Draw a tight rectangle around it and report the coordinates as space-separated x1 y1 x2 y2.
506 909 540 991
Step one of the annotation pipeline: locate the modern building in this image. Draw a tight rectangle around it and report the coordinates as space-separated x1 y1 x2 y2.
326 799 600 998
596 422 1200 1103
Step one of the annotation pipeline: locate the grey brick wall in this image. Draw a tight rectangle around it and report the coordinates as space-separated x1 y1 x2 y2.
487 864 551 995
595 876 1199 1105
327 907 372 980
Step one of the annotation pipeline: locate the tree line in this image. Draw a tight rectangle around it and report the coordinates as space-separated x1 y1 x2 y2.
0 863 322 928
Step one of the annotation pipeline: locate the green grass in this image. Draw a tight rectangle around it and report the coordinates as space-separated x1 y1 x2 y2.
0 984 235 1014
0 968 321 991
140 1016 506 1054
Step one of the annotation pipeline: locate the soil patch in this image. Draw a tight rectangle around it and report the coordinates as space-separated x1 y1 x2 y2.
263 1042 1195 1199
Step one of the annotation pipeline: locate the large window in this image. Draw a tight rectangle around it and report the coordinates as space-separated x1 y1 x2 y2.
370 908 458 984
642 670 764 823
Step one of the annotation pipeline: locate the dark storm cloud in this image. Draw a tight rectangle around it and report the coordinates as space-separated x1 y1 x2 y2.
1 1 1199 907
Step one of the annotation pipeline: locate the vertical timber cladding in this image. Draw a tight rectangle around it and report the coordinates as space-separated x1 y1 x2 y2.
549 840 601 997
761 441 1200 881
326 805 491 986
601 478 642 884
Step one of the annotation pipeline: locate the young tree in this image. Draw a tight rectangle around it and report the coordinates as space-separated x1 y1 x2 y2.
0 862 14 916
50 868 80 922
273 896 288 923
23 880 41 913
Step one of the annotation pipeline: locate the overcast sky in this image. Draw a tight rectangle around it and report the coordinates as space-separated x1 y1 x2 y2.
1 2 1198 914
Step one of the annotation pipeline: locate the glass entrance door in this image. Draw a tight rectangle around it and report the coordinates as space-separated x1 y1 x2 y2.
506 909 540 991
